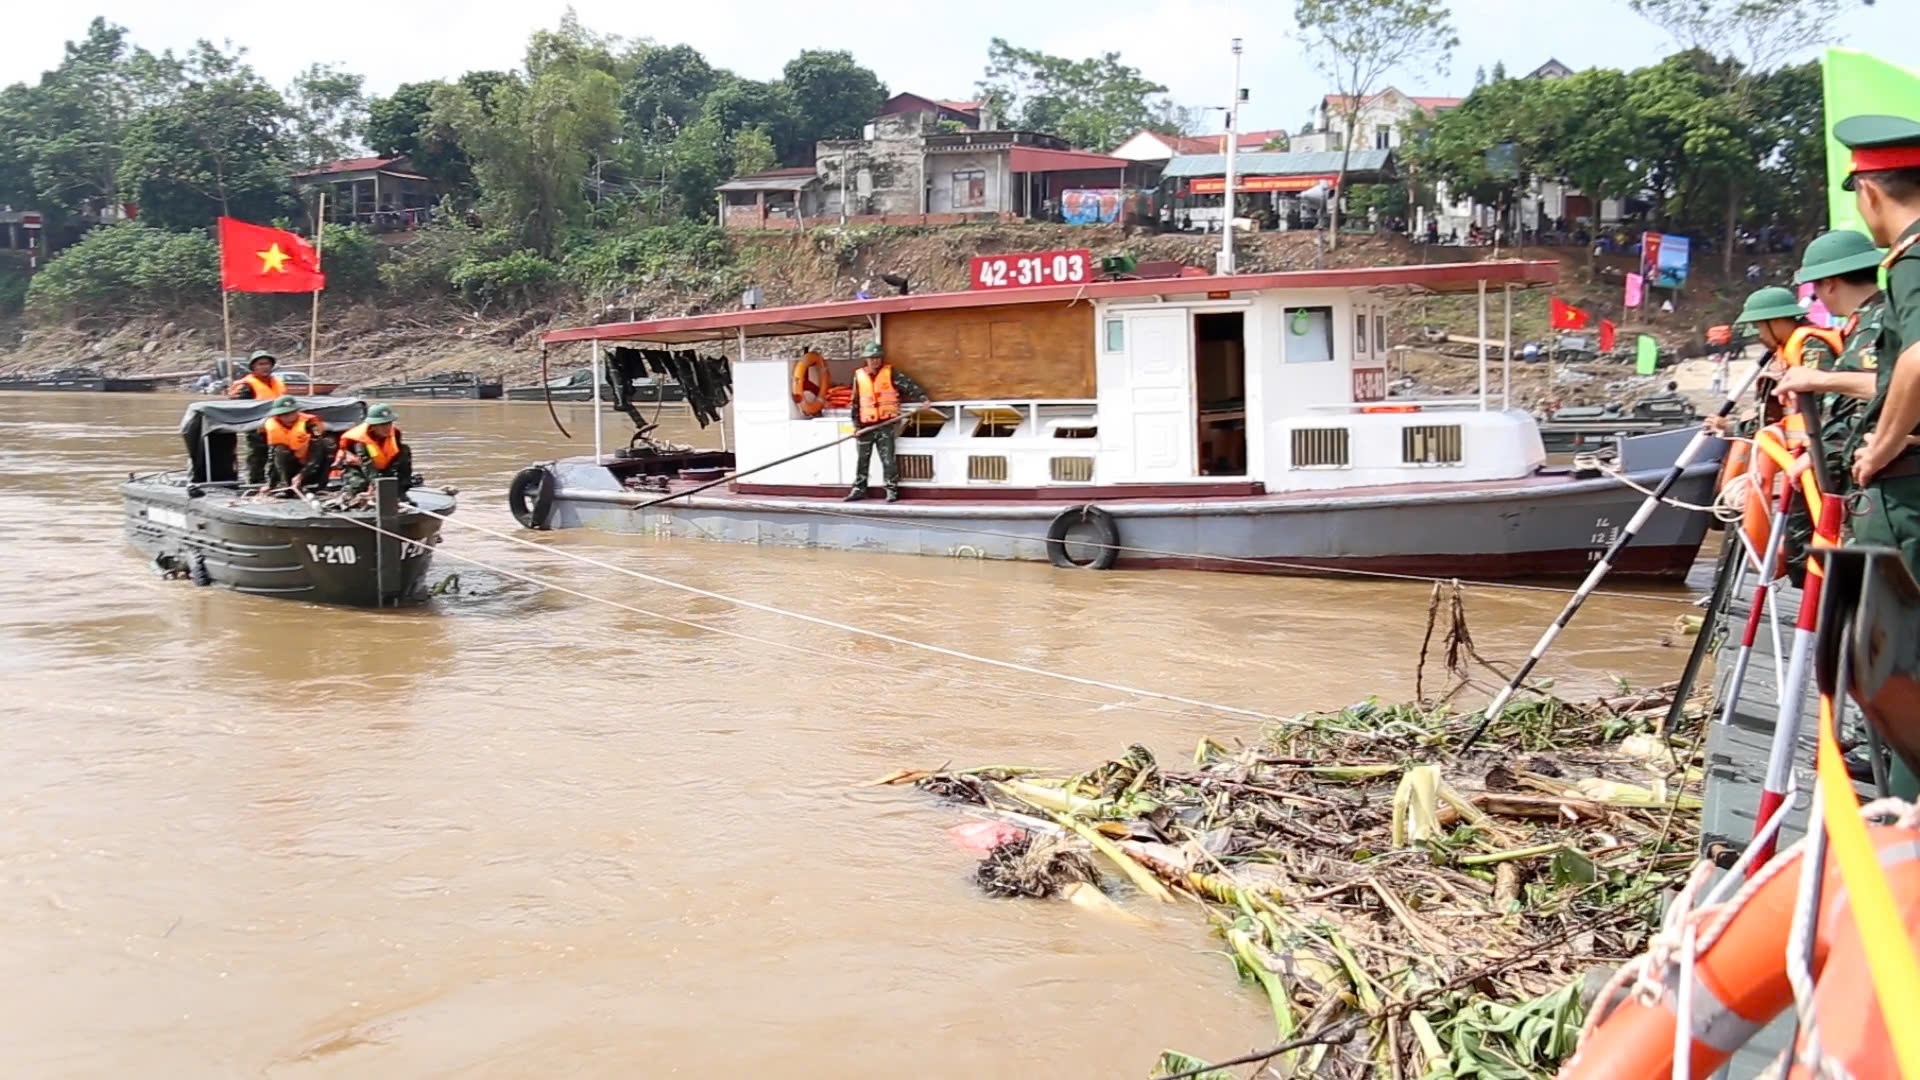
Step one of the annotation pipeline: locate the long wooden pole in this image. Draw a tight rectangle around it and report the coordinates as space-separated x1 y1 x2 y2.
306 191 325 394
1458 358 1768 752
221 288 232 360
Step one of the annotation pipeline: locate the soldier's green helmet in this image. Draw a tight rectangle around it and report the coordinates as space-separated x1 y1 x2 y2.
247 348 278 365
1793 230 1886 284
861 342 885 357
366 403 397 424
267 395 301 417
1734 286 1805 324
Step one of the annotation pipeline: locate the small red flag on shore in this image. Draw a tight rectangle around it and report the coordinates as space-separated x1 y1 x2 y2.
1549 297 1590 330
1599 318 1617 352
219 217 325 294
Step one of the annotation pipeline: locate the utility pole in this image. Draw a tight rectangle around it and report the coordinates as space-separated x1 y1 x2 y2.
1218 38 1244 276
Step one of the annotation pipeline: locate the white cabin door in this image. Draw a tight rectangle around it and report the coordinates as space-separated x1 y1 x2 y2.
1123 310 1195 480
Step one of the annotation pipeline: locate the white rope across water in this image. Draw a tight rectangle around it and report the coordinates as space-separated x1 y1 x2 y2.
310 506 1231 723
343 502 1311 728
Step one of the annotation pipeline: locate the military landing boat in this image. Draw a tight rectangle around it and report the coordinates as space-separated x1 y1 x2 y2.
123 396 455 607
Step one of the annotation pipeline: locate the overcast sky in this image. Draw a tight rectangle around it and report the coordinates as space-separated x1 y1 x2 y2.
5 1 1904 137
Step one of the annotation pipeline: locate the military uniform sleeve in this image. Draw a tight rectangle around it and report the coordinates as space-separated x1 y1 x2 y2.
1891 249 1920 364
892 369 930 403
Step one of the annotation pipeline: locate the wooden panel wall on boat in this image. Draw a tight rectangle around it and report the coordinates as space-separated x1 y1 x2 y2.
881 302 1095 400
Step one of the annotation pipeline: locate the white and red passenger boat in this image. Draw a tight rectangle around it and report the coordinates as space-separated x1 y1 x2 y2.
518 257 1721 579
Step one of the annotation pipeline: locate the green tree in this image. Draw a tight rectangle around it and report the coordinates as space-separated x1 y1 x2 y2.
1748 61 1827 238
620 44 717 151
781 50 886 151
431 59 621 255
1294 0 1459 248
285 62 366 166
699 76 801 160
120 41 292 229
1404 76 1559 230
976 38 1178 151
366 80 476 195
1630 0 1876 271
7 19 181 228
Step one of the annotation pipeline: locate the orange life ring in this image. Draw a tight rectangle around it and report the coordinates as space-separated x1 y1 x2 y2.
1560 823 1920 1080
1739 426 1788 562
792 351 831 417
1714 439 1750 497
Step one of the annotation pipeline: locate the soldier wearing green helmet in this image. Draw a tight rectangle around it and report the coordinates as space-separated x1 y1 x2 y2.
1730 284 1841 585
1771 230 1886 471
334 402 414 496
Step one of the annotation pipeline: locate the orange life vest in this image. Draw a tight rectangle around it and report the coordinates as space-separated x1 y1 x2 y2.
229 373 286 400
792 351 831 417
335 422 401 470
854 364 899 424
262 412 322 464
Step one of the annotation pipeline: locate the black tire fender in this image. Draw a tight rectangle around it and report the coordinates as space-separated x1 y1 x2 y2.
509 466 558 530
1045 505 1120 570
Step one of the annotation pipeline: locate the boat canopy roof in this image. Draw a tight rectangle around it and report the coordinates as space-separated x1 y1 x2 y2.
179 395 367 437
541 259 1559 347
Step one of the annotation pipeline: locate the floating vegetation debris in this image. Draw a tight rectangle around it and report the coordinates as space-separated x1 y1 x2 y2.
879 680 1707 1079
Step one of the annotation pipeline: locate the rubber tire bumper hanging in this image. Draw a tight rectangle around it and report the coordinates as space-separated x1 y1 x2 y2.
1045 505 1120 570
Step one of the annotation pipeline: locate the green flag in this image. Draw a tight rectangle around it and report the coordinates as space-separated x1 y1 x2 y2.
1636 335 1659 375
1824 48 1920 234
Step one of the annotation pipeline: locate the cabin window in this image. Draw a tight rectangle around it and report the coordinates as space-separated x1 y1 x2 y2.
1375 314 1387 353
1284 307 1334 364
970 405 1022 438
1104 318 1125 352
899 409 948 438
1050 456 1095 482
1402 424 1465 465
1355 310 1369 355
1291 427 1351 468
897 454 935 480
968 455 1009 482
953 169 987 209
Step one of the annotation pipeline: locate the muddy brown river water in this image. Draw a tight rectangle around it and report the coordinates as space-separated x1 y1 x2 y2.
0 392 1709 1077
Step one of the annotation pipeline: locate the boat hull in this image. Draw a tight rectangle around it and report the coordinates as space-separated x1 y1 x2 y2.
122 480 453 606
0 375 107 392
362 381 504 400
535 459 1718 581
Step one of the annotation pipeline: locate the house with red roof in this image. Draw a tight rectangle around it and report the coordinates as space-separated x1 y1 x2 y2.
290 155 437 231
719 93 1152 229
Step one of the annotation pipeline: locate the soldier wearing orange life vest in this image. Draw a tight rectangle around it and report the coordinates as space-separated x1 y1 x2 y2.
334 403 414 496
261 396 335 493
1732 286 1843 586
845 341 928 503
229 350 289 485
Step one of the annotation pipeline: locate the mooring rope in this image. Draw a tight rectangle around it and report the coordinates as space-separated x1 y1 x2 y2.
308 504 1236 723
335 502 1312 728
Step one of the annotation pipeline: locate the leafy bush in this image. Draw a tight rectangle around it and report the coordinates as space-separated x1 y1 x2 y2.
450 249 558 306
376 216 507 295
562 222 734 297
315 223 382 299
25 223 219 320
0 268 29 318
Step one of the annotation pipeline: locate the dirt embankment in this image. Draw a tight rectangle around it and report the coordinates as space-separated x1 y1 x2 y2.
0 225 1780 401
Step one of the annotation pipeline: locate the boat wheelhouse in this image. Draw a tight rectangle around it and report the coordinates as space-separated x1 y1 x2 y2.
523 259 1722 579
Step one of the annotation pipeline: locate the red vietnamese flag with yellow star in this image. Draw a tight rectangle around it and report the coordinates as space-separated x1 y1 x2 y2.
218 217 325 293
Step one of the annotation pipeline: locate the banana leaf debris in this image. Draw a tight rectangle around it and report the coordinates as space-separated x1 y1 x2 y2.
876 682 1705 1079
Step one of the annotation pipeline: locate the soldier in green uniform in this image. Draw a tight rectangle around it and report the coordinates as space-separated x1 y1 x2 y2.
1840 116 1920 571
1838 114 1920 799
1769 230 1887 527
1732 286 1840 584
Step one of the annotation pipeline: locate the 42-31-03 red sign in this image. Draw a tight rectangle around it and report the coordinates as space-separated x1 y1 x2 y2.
970 249 1092 290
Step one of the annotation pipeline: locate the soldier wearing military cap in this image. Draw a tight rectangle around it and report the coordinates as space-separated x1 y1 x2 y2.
1732 285 1841 584
1835 115 1920 576
1772 230 1888 477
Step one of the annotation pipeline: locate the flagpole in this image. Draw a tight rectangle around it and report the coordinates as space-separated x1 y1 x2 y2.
221 287 233 361
307 192 325 395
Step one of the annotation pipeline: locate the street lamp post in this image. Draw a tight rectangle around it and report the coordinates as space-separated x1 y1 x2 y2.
1219 38 1244 276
